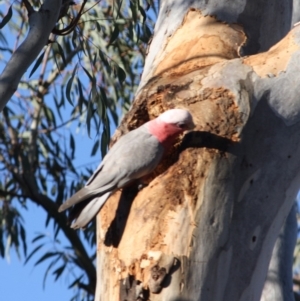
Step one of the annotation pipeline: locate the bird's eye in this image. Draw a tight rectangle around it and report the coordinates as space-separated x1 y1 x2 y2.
178 122 186 129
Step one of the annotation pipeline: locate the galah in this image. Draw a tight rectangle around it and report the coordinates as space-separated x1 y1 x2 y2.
58 108 195 229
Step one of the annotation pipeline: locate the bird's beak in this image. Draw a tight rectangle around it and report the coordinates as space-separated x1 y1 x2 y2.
183 122 195 134
188 121 196 131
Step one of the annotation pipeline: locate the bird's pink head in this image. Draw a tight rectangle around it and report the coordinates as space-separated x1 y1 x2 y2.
147 109 195 149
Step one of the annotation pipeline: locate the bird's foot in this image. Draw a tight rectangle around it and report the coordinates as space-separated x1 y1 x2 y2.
137 182 148 191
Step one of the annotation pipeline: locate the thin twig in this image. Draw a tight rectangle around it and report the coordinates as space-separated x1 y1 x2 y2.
81 0 102 15
38 114 82 134
52 0 88 36
0 190 29 199
38 37 53 86
22 0 35 15
13 19 25 52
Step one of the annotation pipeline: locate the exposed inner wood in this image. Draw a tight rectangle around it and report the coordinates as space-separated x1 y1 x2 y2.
153 9 246 77
243 30 299 77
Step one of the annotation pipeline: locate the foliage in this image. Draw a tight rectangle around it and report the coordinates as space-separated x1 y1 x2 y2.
0 0 157 299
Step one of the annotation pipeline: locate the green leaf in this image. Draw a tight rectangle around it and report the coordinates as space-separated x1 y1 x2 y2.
0 228 4 258
95 21 101 32
24 244 44 264
82 66 94 83
53 96 63 121
31 234 45 243
86 95 93 137
29 51 45 78
68 275 84 289
104 114 111 139
39 173 48 193
101 129 108 157
93 52 97 66
34 252 58 266
19 224 27 256
99 87 108 104
136 23 141 43
55 42 67 66
45 212 51 227
52 222 59 240
138 5 146 23
99 50 111 74
69 134 75 159
0 6 13 29
53 264 66 281
109 26 119 44
71 29 77 48
117 66 126 83
43 258 58 289
90 140 99 157
77 79 84 113
129 0 137 22
115 0 123 18
66 64 78 106
50 184 57 196
5 178 14 190
97 91 103 119
91 84 99 103
59 86 66 108
43 106 56 127
128 23 134 40
143 23 152 41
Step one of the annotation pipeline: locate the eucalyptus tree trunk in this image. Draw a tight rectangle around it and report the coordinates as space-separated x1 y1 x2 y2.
261 204 298 301
95 1 300 300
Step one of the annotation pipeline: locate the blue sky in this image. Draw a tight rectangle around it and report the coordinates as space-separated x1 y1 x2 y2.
0 203 75 301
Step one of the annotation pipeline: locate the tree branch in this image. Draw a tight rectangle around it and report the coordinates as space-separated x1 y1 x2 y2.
38 114 82 134
0 120 96 293
52 0 88 36
0 0 62 111
0 189 29 199
22 0 35 15
13 172 97 293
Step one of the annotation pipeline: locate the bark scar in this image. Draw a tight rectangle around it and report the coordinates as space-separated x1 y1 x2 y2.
148 255 177 293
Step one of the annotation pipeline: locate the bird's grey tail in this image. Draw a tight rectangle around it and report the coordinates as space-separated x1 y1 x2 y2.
58 182 114 212
70 192 112 229
58 187 96 212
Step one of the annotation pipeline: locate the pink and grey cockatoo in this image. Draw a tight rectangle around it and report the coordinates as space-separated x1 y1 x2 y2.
58 108 195 229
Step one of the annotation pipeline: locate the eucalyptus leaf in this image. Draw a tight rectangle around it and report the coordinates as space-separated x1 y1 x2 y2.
29 51 46 78
66 64 78 106
0 6 13 29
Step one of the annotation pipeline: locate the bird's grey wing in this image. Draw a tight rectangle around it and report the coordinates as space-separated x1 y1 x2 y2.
79 125 154 188
59 124 163 217
58 169 124 212
85 161 104 185
70 191 112 229
100 126 165 187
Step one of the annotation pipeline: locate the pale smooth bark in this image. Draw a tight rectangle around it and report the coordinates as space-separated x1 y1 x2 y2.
95 1 300 301
261 204 298 301
0 0 61 111
292 0 300 25
139 0 293 91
